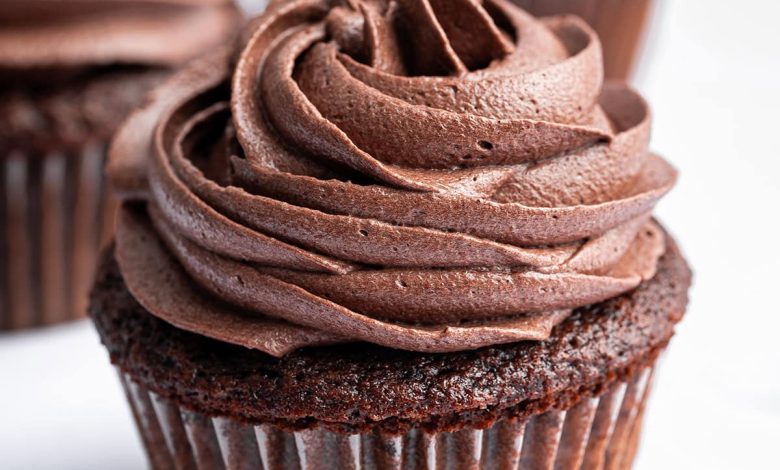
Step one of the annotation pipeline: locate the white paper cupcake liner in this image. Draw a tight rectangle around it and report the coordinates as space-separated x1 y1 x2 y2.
0 142 116 329
118 364 655 470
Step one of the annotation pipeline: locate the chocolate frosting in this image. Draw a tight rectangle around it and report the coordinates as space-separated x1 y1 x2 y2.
0 0 237 71
109 0 676 356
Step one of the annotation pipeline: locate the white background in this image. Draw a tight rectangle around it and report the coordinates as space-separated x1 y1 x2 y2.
1 0 779 468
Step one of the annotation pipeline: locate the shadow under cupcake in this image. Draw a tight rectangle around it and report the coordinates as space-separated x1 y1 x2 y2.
91 0 691 468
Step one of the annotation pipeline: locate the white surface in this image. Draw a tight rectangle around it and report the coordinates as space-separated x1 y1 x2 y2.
1 0 779 468
632 0 780 468
0 322 141 470
235 0 270 16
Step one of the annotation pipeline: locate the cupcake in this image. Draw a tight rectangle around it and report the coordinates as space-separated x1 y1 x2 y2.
92 0 691 468
0 0 238 329
510 0 654 80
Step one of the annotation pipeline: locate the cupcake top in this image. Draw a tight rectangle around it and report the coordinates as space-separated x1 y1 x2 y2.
0 0 238 73
0 0 239 151
109 0 677 357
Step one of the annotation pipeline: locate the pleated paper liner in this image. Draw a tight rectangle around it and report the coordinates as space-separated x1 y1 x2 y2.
0 142 117 330
511 0 654 80
119 365 655 470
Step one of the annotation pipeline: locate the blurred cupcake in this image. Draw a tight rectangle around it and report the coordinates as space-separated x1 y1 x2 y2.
0 0 238 330
92 0 690 468
511 0 655 80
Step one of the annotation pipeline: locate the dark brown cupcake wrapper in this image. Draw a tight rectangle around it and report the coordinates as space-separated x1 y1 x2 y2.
118 364 655 470
0 142 116 330
511 0 654 80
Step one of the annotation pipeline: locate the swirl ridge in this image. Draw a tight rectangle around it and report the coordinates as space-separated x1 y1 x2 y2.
110 0 676 356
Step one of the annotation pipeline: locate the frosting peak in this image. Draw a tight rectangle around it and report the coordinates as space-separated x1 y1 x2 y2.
109 0 676 356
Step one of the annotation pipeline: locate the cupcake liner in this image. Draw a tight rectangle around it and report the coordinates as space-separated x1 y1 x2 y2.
118 365 655 470
0 141 115 330
511 0 654 80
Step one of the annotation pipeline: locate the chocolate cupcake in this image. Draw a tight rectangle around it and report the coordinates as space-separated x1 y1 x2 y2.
511 0 654 80
92 0 691 468
0 0 238 329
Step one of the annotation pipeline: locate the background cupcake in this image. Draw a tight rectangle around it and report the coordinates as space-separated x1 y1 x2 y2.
93 0 691 468
511 0 655 80
0 0 238 330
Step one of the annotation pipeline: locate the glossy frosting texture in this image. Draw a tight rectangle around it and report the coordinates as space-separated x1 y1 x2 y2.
109 0 676 356
0 0 238 70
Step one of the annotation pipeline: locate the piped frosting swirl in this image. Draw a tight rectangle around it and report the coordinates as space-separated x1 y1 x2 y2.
109 0 676 356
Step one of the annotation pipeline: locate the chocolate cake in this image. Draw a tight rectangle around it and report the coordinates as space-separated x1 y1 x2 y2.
90 0 691 468
0 0 239 329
